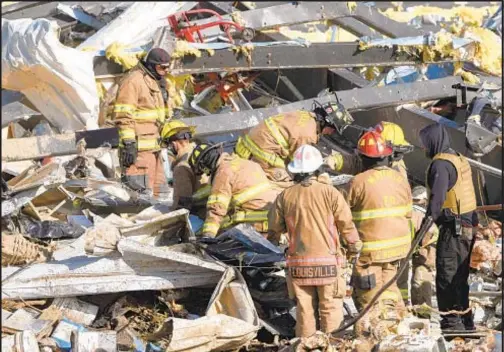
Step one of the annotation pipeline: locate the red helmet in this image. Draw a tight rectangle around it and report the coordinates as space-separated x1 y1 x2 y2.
357 131 393 158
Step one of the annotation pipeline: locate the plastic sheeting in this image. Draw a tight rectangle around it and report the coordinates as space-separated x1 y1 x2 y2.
1 18 99 133
77 2 197 52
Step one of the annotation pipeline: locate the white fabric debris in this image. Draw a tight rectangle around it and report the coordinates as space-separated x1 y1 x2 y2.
1 18 99 132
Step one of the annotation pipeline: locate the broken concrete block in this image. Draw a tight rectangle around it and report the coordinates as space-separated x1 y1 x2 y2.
376 334 448 352
71 330 117 352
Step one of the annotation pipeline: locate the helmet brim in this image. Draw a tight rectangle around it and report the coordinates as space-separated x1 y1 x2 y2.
357 145 394 158
287 162 322 174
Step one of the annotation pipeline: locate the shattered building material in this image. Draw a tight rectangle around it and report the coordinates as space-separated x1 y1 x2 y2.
1 330 40 352
1 90 40 128
2 237 226 300
1 307 54 338
376 334 448 352
1 232 54 266
1 127 119 162
146 314 259 352
2 18 100 132
186 2 428 38
0 1 502 350
77 2 197 51
48 298 99 326
71 330 117 352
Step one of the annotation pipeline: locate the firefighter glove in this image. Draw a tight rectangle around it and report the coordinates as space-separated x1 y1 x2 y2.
347 240 363 255
121 140 137 168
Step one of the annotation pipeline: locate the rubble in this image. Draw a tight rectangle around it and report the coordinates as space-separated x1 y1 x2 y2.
1 1 502 351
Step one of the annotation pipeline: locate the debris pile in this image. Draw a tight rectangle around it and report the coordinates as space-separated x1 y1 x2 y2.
1 1 502 351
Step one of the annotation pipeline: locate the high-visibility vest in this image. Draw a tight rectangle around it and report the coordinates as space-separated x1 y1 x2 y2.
427 152 477 215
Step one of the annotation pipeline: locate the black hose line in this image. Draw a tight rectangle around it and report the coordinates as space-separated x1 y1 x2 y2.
329 216 435 335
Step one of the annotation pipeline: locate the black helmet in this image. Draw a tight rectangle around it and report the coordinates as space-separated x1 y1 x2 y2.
312 100 354 133
188 143 222 176
145 48 171 66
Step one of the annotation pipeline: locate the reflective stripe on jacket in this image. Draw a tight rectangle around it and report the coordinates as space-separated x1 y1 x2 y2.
235 110 319 172
268 174 360 285
112 65 167 152
346 166 413 263
427 152 477 215
202 153 280 236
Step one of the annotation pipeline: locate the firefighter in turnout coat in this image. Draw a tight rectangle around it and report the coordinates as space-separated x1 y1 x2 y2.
235 101 353 189
345 131 413 334
325 121 412 180
268 145 363 337
112 48 171 197
160 120 210 217
189 143 281 238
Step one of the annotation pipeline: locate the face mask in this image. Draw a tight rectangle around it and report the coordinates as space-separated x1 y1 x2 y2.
167 143 177 156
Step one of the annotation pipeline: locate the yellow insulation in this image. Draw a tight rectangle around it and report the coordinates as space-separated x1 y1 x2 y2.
164 74 195 118
462 27 502 77
105 42 146 71
171 40 202 59
454 62 481 84
347 2 357 13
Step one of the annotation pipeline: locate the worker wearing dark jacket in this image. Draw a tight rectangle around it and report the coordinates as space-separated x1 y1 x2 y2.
419 123 478 331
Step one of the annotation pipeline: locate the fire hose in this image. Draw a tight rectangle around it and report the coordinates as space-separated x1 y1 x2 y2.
329 215 435 335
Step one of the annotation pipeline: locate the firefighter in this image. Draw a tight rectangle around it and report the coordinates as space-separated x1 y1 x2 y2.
346 131 413 332
188 143 280 238
234 101 352 189
160 120 210 216
326 121 412 180
419 123 478 331
113 48 171 198
410 185 439 311
268 145 363 337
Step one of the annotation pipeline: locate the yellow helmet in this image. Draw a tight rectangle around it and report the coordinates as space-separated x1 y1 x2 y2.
375 121 410 147
161 120 196 141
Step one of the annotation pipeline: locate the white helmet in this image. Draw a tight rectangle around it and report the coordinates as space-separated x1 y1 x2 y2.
288 145 323 174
